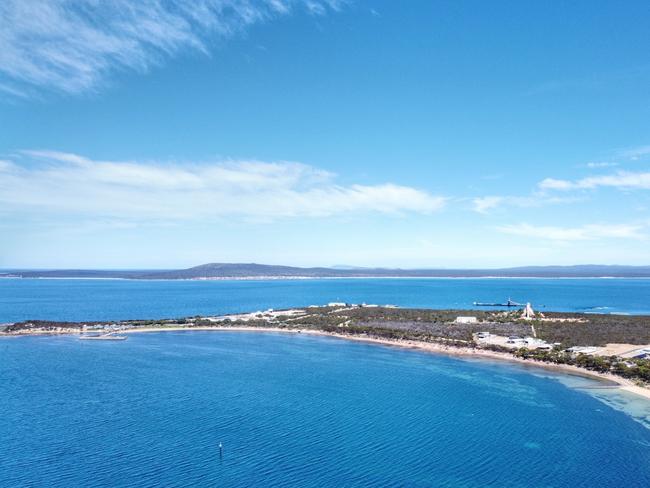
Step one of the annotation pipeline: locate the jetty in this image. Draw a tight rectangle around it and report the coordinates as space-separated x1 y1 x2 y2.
79 332 127 341
473 298 522 307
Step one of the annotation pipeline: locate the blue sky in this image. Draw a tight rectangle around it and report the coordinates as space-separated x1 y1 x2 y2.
1 0 650 268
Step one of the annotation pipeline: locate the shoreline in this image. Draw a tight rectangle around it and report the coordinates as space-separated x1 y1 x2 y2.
5 324 650 402
122 326 650 401
5 276 650 281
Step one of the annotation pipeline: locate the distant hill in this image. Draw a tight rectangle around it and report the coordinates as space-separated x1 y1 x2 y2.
3 263 650 279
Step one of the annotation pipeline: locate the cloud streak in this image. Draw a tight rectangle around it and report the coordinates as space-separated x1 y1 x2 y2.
585 161 618 169
0 0 343 96
471 194 580 214
0 151 446 221
539 171 650 191
619 145 650 161
497 223 646 241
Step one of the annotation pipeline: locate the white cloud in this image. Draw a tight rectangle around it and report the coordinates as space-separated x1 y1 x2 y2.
471 194 579 214
0 0 343 96
585 161 618 168
538 178 577 191
472 196 504 214
497 223 646 241
539 171 650 191
0 151 445 221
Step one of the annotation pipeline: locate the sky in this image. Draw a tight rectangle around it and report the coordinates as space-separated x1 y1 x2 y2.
1 0 650 269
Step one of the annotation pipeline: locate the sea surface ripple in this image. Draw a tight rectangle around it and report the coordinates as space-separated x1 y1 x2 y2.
2 277 650 323
1 332 650 487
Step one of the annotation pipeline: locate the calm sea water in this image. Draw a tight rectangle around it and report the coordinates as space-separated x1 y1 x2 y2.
2 277 650 323
1 331 650 487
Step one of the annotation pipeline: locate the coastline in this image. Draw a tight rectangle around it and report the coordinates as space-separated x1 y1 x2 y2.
119 325 650 402
5 324 649 401
5 276 650 281
6 275 650 282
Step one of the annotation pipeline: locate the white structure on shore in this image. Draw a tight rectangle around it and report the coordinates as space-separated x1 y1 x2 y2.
521 303 536 320
455 316 478 324
567 346 600 356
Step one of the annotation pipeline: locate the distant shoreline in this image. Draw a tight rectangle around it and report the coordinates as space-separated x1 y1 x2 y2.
4 262 650 280
4 275 650 281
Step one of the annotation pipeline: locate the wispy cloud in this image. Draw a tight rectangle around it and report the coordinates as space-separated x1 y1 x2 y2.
497 223 646 241
539 171 650 191
618 145 650 161
0 0 343 97
471 195 579 214
585 161 618 169
472 196 504 214
0 150 445 221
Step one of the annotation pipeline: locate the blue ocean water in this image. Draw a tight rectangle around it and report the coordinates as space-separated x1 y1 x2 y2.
2 277 650 323
1 331 650 487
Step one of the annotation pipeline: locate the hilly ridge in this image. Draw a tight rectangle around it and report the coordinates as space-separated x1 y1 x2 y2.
3 263 650 279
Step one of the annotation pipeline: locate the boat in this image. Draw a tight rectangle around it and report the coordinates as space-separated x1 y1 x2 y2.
473 298 522 307
79 332 127 341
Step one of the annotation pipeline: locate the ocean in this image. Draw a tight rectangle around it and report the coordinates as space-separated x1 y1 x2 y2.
3 278 650 486
1 331 650 487
2 277 650 323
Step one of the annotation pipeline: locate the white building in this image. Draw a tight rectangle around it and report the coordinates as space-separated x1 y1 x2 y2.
567 346 600 356
455 316 478 324
631 348 650 359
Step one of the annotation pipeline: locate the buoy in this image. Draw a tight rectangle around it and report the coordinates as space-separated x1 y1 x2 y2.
219 442 223 458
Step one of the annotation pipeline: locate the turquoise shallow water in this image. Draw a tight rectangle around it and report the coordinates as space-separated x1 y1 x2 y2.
2 331 650 487
2 277 650 323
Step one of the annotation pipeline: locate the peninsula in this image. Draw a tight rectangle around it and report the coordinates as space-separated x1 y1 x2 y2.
4 304 650 399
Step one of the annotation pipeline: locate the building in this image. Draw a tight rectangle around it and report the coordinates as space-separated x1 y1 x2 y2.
507 335 526 345
524 337 552 349
631 348 650 359
455 316 478 324
566 346 600 356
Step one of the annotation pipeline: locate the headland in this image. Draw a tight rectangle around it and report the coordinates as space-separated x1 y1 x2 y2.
4 303 650 401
